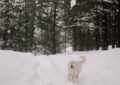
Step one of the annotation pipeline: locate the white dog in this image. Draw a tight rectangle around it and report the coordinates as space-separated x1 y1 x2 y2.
68 56 86 81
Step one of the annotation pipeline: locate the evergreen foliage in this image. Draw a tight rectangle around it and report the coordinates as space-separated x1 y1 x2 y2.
0 0 120 54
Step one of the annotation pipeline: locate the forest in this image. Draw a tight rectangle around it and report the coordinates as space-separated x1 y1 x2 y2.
0 0 120 55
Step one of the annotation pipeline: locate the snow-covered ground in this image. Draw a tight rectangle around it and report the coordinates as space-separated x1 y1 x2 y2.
0 48 120 85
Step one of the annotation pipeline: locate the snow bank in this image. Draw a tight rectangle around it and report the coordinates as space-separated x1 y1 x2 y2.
0 48 120 85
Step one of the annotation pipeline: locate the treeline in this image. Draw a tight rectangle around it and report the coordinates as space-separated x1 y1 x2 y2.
66 0 120 51
0 0 120 54
0 0 64 54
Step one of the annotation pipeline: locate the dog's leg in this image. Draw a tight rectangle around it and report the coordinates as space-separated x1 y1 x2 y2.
76 70 79 79
68 74 71 80
72 74 76 80
68 72 75 81
68 72 73 81
76 74 79 79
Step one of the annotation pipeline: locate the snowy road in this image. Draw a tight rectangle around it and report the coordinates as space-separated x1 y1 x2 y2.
0 48 120 85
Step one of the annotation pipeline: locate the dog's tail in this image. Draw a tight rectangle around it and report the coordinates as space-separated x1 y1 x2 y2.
80 56 86 64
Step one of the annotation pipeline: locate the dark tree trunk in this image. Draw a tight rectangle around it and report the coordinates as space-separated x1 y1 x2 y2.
52 1 57 54
94 12 101 50
111 1 117 48
101 12 108 50
72 27 77 51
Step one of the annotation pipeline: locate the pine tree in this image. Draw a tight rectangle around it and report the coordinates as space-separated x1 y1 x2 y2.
62 0 71 52
67 0 94 51
0 0 16 50
13 0 28 51
23 0 36 52
111 1 117 48
35 0 64 54
93 1 101 50
116 0 120 47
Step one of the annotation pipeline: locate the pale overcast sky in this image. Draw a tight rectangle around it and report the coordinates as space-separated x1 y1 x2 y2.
71 0 76 7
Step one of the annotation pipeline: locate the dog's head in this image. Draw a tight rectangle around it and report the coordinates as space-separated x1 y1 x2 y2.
79 56 86 64
68 61 77 69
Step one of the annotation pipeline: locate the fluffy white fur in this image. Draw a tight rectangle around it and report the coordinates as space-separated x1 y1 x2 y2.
68 56 86 81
